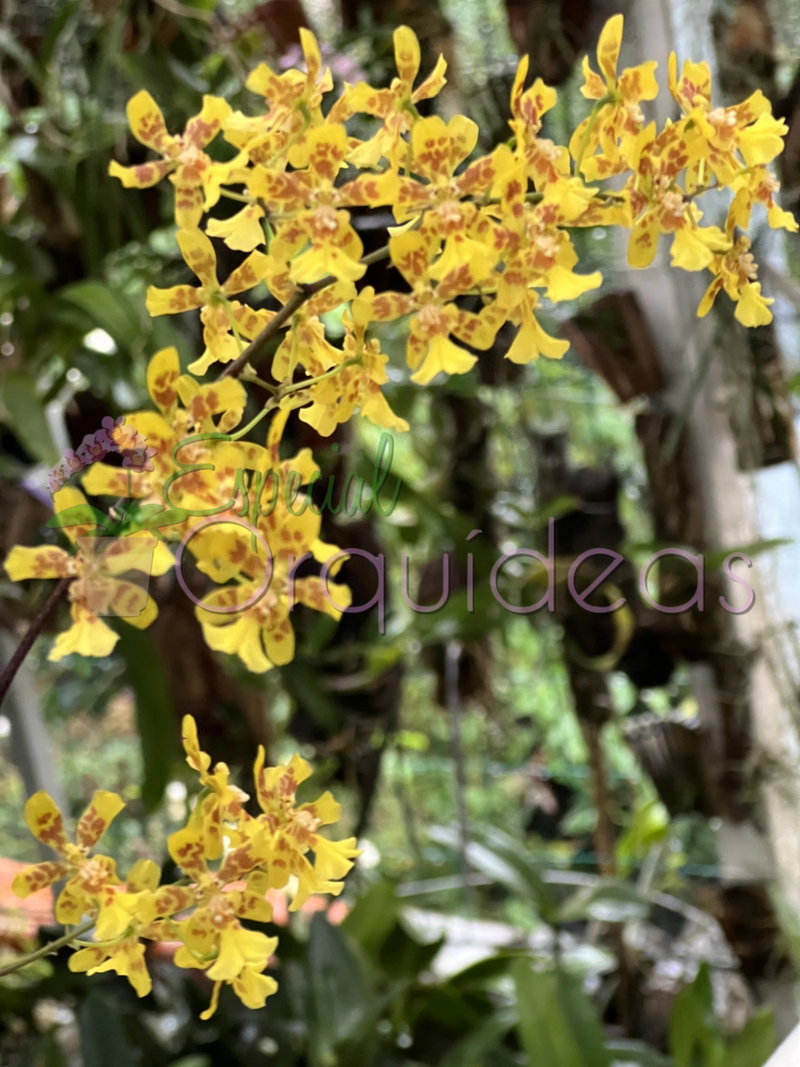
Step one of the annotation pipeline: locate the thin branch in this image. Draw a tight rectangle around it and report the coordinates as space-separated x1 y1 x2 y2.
218 245 391 381
0 917 95 977
0 577 72 710
445 639 475 908
582 719 616 877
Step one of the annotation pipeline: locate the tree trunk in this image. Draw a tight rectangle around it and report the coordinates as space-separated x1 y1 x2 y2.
621 0 800 1033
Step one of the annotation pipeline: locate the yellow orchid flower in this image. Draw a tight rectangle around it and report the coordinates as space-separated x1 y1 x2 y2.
506 56 570 190
623 123 730 272
145 229 276 375
4 487 173 659
238 29 331 144
249 747 361 911
569 14 659 178
298 289 409 436
726 169 798 235
329 25 447 169
108 91 237 227
181 715 250 859
163 825 279 1019
375 230 501 385
11 790 132 934
68 859 161 998
668 53 789 188
194 554 351 674
81 349 249 536
697 235 774 326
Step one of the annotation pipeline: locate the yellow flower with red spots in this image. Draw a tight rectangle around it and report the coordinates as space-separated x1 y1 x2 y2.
82 347 249 507
248 747 361 911
329 25 447 169
12 716 359 1015
108 92 238 227
68 858 161 998
668 53 789 188
12 790 133 936
298 290 410 435
4 487 173 660
146 229 277 375
570 14 659 180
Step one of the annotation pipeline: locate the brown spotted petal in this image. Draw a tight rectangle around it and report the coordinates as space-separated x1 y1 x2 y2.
217 832 268 885
76 791 126 849
11 860 68 899
23 792 70 855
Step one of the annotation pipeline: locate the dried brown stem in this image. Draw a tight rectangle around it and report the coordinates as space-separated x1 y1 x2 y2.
218 245 391 381
0 577 72 709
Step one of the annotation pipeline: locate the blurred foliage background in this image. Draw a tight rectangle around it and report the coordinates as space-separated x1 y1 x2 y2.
2 0 800 1065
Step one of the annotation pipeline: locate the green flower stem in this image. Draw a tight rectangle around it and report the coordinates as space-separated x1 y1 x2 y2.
229 358 360 441
239 369 279 393
218 189 253 204
228 400 278 441
0 918 96 978
73 924 134 949
280 357 361 397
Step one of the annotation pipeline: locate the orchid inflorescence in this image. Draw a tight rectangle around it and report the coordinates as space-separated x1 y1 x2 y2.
4 16 793 673
10 716 359 1017
1 10 794 1017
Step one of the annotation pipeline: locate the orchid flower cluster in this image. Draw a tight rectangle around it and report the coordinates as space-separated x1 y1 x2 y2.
3 16 792 673
11 716 359 1017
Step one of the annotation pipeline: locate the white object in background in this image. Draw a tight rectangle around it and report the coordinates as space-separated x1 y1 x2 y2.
763 1022 800 1066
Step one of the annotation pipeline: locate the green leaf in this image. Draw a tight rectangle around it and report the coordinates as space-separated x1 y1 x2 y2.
704 539 792 571
305 914 375 1067
1 372 58 465
440 1007 517 1067
513 961 610 1067
557 881 650 925
378 916 444 980
58 281 143 352
605 1039 674 1066
47 505 116 533
0 29 43 90
341 880 399 956
114 625 177 811
429 824 555 920
725 1009 775 1067
78 991 135 1067
669 964 724 1067
449 951 528 991
471 825 557 919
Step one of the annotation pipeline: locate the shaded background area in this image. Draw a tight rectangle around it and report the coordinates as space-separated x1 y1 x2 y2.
2 0 800 1064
